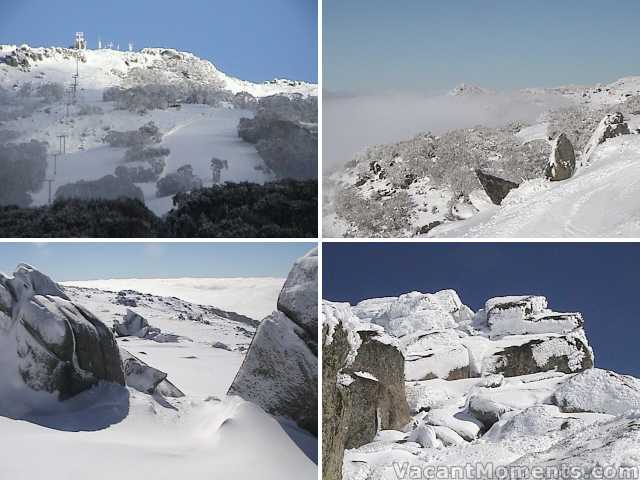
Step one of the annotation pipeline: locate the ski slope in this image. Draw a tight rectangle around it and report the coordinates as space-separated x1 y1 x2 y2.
431 133 640 237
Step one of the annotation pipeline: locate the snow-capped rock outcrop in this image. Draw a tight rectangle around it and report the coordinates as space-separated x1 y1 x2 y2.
353 290 474 338
545 133 576 181
114 308 181 343
228 248 318 436
330 288 640 480
0 264 124 400
583 111 631 160
322 300 410 480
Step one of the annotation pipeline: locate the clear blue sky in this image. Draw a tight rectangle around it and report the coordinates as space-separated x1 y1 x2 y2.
1 0 317 82
324 243 640 377
0 242 314 280
324 0 640 93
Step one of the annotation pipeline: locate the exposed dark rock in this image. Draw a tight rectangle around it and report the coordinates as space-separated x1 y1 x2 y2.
475 169 519 205
584 112 631 159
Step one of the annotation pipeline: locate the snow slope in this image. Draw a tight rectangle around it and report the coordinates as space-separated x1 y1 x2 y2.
431 133 640 237
0 281 316 479
61 276 285 320
0 45 316 214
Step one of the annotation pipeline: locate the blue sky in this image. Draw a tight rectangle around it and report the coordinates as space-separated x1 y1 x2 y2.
0 243 314 280
324 0 640 93
323 243 640 377
1 0 317 82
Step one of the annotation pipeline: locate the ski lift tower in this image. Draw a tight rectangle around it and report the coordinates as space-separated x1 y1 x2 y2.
74 32 86 50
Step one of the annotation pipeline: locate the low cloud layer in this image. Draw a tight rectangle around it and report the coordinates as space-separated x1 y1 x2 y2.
323 90 572 174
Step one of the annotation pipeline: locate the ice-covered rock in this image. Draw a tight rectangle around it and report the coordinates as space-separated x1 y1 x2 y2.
544 133 575 181
553 368 640 415
0 265 124 400
352 290 474 337
277 247 318 343
484 295 583 339
475 169 520 205
424 406 483 441
229 248 318 436
584 111 631 160
120 348 184 397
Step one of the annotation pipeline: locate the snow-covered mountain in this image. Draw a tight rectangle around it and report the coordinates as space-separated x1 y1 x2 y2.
0 44 317 215
325 75 640 237
322 291 640 480
0 260 317 479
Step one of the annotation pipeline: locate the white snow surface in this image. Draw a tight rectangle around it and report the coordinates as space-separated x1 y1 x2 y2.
0 44 316 214
61 276 285 320
432 131 640 237
0 281 316 479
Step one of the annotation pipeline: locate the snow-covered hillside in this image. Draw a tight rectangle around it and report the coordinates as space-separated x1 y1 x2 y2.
322 291 640 480
0 45 317 214
0 264 317 479
325 75 640 238
61 276 285 320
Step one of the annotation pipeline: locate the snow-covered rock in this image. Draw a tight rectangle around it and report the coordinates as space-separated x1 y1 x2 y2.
484 295 583 339
583 111 631 160
120 348 183 397
545 133 576 181
228 248 318 436
405 330 470 381
352 290 474 337
553 368 640 415
467 393 515 430
0 265 124 400
277 248 318 340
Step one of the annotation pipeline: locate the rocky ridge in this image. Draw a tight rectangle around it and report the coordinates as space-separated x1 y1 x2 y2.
320 290 639 480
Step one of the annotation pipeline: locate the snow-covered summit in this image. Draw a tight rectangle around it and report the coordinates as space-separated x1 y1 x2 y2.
0 44 317 98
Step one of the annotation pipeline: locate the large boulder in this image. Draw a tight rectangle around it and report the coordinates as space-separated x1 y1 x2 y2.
475 169 519 205
553 368 640 415
277 248 318 348
228 249 318 436
544 133 575 181
0 265 125 400
584 112 631 160
484 295 583 339
322 301 410 480
481 333 593 377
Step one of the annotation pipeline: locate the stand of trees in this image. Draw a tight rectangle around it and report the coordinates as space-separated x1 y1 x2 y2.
0 180 317 238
